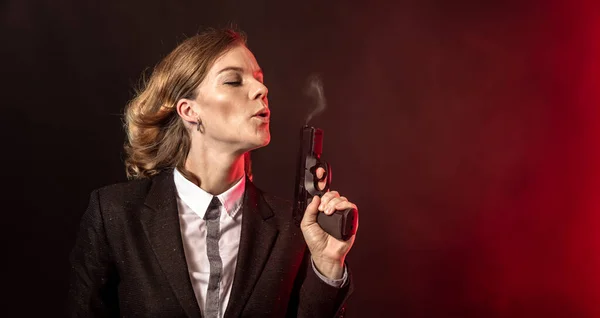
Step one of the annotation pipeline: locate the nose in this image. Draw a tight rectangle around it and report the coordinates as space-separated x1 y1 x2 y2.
251 81 268 104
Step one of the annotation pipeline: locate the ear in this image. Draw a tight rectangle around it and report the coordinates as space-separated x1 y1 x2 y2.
176 97 199 124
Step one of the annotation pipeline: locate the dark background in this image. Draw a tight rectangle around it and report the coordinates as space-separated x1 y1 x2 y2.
2 0 600 317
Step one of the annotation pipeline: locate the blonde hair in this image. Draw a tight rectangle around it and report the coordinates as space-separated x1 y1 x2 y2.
123 28 252 181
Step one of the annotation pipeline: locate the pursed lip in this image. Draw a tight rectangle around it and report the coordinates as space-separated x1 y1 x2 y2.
252 107 270 120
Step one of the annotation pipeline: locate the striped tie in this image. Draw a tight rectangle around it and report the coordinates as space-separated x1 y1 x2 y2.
204 196 223 318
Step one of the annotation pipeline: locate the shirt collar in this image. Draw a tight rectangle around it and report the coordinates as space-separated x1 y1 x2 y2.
173 168 245 219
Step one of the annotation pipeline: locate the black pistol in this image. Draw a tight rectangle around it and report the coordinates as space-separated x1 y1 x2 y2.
293 125 358 241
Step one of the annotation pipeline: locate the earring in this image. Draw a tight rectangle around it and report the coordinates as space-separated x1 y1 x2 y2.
196 117 204 133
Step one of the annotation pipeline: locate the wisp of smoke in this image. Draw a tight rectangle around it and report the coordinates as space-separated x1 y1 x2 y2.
304 74 327 125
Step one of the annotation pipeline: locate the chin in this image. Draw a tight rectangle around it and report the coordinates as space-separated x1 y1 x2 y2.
257 132 271 147
245 131 270 151
258 125 271 144
262 136 271 147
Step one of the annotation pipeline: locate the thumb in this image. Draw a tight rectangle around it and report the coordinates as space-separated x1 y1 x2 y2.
301 195 320 227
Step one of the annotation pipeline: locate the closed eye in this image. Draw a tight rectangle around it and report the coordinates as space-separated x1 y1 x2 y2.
225 81 242 86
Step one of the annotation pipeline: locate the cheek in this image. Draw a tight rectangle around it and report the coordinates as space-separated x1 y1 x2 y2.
207 93 238 120
199 87 252 132
209 94 249 129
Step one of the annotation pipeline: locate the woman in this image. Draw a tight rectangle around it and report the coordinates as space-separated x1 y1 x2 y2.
68 28 358 318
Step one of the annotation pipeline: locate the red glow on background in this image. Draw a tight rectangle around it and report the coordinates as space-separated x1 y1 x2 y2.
576 0 600 314
459 1 600 316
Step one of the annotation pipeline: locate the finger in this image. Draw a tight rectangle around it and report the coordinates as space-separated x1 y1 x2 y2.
318 191 339 211
335 203 356 213
301 195 321 227
315 167 327 191
326 198 357 215
324 197 347 215
334 201 357 212
316 167 326 179
333 197 348 209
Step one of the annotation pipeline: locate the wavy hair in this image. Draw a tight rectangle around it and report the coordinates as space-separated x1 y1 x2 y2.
123 28 253 181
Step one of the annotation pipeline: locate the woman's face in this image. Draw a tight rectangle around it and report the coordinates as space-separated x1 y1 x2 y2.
192 44 270 154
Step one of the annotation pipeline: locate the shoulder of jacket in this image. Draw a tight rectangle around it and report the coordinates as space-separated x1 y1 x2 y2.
91 176 154 214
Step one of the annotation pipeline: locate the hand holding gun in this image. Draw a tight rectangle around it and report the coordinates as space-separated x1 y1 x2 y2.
293 125 358 241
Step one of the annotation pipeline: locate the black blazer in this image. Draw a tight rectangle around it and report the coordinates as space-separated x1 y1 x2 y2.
67 169 352 317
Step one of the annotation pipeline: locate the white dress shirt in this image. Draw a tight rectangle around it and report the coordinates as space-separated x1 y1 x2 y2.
174 168 347 317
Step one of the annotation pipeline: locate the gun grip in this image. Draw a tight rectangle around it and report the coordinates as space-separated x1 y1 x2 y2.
317 207 358 241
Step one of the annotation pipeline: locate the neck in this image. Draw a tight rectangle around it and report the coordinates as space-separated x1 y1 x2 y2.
183 143 246 195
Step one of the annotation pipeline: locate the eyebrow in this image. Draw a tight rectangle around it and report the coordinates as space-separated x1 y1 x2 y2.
217 66 263 76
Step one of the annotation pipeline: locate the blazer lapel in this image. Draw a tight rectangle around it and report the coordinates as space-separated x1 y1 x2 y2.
224 178 279 318
140 169 202 318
